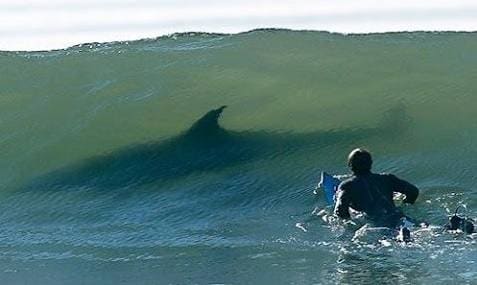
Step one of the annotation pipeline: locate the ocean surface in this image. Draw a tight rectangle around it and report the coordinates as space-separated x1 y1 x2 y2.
0 29 476 284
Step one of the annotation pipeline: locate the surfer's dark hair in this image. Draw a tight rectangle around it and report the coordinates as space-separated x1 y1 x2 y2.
348 148 372 175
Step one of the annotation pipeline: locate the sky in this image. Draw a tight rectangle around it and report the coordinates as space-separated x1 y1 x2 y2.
1 0 477 51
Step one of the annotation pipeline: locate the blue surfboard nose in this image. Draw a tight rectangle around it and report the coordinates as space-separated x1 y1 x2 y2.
318 172 341 205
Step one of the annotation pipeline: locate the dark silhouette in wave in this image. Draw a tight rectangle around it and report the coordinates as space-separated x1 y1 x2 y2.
25 105 410 191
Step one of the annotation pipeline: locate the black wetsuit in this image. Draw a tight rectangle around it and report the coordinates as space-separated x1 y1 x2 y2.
334 172 419 227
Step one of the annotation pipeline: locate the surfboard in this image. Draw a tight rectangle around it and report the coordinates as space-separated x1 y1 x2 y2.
317 172 341 205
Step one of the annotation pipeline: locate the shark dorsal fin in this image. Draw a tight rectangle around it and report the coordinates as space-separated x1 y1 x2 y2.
186 105 228 137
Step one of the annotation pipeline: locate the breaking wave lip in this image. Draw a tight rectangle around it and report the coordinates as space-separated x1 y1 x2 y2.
3 28 477 53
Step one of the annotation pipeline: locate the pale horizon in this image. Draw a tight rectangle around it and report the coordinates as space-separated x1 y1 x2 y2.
2 0 477 51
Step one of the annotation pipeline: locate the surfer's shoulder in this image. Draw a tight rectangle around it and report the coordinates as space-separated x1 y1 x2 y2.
374 172 405 186
338 175 357 190
377 172 398 180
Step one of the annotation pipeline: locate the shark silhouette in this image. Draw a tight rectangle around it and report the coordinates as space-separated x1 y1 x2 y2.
25 105 410 191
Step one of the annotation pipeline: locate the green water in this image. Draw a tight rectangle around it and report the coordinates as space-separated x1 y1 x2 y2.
0 30 476 284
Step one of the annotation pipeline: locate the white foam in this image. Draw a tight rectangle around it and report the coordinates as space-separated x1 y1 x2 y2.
1 0 477 51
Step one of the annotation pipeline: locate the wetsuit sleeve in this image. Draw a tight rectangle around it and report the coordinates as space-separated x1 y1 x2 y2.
334 183 351 219
389 175 419 204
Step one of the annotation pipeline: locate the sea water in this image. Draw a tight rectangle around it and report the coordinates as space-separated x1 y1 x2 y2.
0 30 476 284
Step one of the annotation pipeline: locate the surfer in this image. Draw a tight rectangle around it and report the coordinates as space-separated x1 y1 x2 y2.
334 148 419 230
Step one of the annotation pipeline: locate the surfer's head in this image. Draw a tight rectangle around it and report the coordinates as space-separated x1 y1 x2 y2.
348 148 372 175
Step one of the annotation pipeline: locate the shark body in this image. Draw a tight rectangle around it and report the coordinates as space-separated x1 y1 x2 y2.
25 105 409 191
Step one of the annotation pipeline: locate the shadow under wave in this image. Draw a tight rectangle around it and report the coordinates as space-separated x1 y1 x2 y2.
23 104 412 192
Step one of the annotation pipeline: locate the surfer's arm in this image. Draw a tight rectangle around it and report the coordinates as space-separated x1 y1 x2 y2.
334 186 351 219
389 175 419 204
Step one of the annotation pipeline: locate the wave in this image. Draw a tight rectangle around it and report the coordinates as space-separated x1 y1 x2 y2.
0 29 476 193
0 30 476 284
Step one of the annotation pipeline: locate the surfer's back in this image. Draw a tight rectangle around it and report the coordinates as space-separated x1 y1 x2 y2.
335 172 419 226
